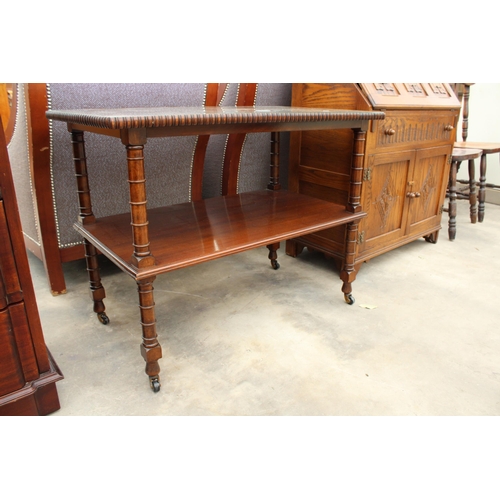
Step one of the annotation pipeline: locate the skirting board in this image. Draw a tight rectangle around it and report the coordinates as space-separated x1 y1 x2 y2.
485 187 500 205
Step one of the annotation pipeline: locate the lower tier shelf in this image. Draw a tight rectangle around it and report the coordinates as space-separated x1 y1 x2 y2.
76 189 365 279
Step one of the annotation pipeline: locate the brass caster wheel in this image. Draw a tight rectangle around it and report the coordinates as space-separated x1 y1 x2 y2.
150 377 161 393
271 260 280 270
344 293 355 305
97 312 110 325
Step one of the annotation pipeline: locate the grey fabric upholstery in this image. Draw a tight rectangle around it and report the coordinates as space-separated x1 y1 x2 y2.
7 85 40 247
10 83 292 251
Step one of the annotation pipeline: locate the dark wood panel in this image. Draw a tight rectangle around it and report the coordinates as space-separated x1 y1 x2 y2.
0 350 63 416
0 201 22 303
0 117 63 415
0 309 25 396
9 303 39 382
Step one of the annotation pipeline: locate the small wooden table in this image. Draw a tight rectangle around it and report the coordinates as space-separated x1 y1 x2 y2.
46 106 385 392
454 141 500 222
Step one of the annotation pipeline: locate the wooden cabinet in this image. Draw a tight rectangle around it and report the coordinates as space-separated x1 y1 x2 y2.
0 119 63 416
286 83 461 274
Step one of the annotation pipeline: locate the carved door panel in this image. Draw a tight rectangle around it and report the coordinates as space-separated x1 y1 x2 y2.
405 145 450 236
357 150 413 256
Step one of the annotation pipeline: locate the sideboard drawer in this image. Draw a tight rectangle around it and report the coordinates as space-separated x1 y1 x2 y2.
372 110 457 150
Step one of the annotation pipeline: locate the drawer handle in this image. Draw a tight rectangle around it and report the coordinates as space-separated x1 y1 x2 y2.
406 192 421 198
384 128 396 136
444 124 454 131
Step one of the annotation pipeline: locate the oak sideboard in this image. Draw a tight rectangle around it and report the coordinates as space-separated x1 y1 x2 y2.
286 83 461 276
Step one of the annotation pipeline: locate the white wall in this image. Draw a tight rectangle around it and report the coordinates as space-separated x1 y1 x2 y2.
456 83 500 186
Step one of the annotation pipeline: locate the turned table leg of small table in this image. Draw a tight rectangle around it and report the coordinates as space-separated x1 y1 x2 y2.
126 144 155 269
267 243 280 270
478 153 487 222
70 129 108 324
340 220 359 305
266 132 281 270
137 277 162 392
124 139 162 391
84 240 108 324
448 158 458 241
468 158 477 223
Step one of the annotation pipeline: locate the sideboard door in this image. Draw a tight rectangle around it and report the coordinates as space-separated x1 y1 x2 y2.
405 145 451 237
357 150 413 256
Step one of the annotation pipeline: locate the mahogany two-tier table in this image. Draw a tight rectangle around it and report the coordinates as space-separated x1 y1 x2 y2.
46 106 385 392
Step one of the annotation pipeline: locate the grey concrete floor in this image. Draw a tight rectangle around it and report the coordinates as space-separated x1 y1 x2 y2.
29 201 500 416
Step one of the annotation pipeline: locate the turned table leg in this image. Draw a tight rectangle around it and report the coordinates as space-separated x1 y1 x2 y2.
137 277 162 392
71 129 108 323
448 158 458 241
340 221 358 305
340 128 366 305
266 132 281 270
478 153 487 222
267 243 280 270
84 240 108 324
126 143 155 268
468 158 477 223
123 136 162 390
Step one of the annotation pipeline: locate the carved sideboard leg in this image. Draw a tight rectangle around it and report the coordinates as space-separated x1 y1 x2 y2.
424 231 439 244
285 240 305 258
137 277 162 392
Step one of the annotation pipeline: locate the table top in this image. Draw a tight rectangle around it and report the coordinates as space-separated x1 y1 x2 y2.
454 141 500 154
452 147 483 160
46 106 385 131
